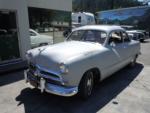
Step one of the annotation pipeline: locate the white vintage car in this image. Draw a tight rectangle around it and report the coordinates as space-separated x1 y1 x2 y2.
24 25 141 99
30 29 53 48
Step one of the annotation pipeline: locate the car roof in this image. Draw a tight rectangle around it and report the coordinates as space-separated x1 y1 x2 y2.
73 25 124 33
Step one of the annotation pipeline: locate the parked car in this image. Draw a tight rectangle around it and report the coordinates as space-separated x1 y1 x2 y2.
126 30 146 42
121 25 149 42
30 29 53 48
25 25 141 99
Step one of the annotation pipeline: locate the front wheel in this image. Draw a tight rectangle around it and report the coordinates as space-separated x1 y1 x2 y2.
78 71 94 99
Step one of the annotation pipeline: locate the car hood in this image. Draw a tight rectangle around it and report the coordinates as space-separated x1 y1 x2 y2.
27 41 104 71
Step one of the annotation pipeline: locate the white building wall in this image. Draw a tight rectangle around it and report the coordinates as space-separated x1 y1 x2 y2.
0 0 72 61
0 0 30 60
27 0 72 11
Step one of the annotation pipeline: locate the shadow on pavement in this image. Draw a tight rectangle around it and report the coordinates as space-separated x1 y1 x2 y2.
0 70 24 86
16 63 144 113
141 40 150 43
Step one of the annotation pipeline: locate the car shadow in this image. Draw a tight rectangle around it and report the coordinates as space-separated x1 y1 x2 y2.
141 40 150 43
16 63 144 113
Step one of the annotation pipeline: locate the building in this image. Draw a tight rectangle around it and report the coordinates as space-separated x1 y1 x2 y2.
96 6 150 31
0 0 72 72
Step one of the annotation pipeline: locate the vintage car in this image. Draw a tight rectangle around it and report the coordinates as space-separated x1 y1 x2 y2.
30 29 53 48
126 30 146 42
121 25 149 42
24 25 141 99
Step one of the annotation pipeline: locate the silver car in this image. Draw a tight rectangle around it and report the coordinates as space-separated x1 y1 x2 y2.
25 25 141 99
30 29 53 48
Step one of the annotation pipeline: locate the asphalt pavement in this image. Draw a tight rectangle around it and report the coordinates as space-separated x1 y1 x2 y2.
0 39 150 113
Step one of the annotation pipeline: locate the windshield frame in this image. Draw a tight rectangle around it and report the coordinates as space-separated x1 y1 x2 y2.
66 29 108 45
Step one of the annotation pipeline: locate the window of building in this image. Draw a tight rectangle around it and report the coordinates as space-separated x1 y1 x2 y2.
0 10 20 63
28 7 71 46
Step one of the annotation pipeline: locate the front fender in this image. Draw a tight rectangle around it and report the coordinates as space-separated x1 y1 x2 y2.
62 54 101 87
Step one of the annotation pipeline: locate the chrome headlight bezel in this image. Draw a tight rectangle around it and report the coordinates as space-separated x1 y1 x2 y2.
59 63 69 74
25 52 32 60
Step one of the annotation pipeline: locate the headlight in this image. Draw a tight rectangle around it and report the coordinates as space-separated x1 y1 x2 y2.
59 63 69 74
26 52 32 60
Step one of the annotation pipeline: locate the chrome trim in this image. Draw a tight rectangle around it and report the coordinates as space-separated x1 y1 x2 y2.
36 65 61 78
27 68 64 85
24 70 28 83
24 70 78 97
45 83 78 97
40 73 62 83
36 65 63 83
28 64 63 83
40 78 45 93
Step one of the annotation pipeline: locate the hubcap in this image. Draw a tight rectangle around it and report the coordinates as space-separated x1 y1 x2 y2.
86 72 93 96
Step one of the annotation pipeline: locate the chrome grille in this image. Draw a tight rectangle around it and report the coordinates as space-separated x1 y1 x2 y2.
40 70 59 79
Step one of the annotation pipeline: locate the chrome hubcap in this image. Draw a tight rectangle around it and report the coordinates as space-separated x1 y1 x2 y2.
86 72 93 95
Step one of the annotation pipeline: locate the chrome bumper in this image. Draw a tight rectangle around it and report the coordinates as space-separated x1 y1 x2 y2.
24 70 78 97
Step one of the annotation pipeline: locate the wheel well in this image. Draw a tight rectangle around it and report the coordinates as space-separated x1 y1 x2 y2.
83 68 101 84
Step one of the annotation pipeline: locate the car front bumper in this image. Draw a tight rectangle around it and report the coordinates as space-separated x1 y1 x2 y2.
24 70 78 97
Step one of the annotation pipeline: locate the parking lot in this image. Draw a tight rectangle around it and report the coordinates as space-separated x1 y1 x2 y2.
0 39 150 113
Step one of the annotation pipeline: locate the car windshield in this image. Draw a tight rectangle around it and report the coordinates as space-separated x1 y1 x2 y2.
30 31 37 36
67 30 107 44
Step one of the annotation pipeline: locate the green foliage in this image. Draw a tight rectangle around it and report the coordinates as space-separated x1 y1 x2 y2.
73 0 143 13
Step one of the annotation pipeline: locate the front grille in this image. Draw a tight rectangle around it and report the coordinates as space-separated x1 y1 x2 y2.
27 70 63 86
27 71 40 83
45 78 63 86
39 70 62 86
27 63 62 86
40 70 59 79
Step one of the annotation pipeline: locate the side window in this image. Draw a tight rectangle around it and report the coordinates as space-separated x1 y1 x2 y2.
122 31 130 42
30 31 36 36
109 31 123 44
68 30 85 41
83 30 107 44
84 31 96 42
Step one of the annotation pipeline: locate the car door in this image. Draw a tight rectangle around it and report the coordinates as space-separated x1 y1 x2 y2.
104 30 125 78
121 31 135 63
